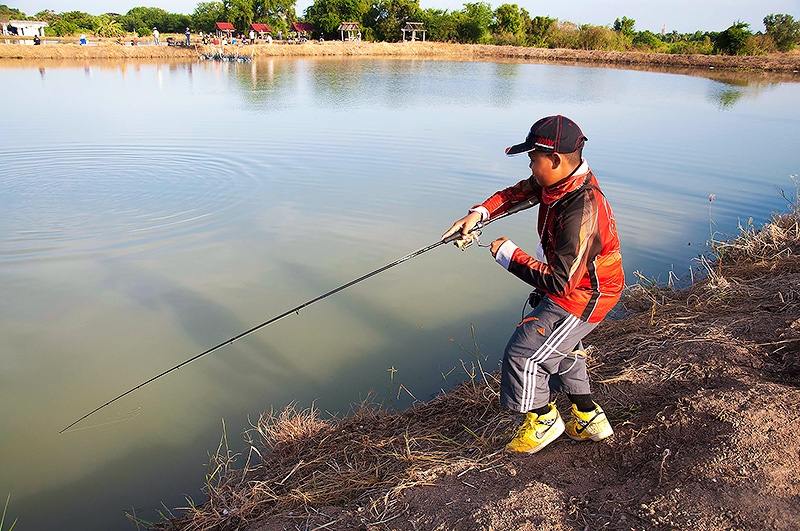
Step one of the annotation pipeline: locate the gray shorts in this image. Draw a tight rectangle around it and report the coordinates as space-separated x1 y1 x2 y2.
501 297 597 412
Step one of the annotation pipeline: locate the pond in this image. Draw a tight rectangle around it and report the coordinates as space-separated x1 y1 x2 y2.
1 57 798 529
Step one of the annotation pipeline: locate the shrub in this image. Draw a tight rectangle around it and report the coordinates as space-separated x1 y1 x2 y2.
763 13 800 52
743 34 777 55
714 21 751 55
668 37 713 54
576 24 629 51
548 21 579 48
632 30 667 52
526 15 555 47
492 30 525 46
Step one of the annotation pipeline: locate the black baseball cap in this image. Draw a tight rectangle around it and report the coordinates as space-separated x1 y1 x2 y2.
505 115 588 156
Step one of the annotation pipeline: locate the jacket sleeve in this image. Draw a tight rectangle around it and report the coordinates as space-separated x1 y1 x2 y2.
473 177 540 221
504 193 597 296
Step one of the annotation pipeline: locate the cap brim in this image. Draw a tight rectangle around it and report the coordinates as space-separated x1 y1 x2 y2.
505 141 557 157
504 141 533 157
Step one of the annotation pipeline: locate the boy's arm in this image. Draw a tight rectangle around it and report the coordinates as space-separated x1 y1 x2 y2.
494 195 597 296
469 177 540 222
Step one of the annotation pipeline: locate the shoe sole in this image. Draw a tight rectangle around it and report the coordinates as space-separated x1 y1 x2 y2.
522 416 565 454
566 426 614 442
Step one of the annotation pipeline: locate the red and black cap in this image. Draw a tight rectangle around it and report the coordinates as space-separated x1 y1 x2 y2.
505 115 588 156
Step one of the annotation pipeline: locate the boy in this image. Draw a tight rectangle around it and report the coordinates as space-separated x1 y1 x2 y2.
442 115 624 454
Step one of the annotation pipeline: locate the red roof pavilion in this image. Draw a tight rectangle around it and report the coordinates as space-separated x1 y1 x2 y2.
215 22 234 31
251 23 272 33
292 21 313 34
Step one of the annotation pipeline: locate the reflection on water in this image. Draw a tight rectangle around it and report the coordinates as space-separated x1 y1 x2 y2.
0 58 798 529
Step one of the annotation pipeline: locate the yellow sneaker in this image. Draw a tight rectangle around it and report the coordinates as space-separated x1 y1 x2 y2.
505 403 564 454
564 402 614 442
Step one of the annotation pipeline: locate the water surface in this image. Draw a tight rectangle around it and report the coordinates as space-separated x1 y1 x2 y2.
1 57 798 529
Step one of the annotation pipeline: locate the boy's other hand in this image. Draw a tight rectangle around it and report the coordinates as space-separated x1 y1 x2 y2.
442 211 483 241
490 237 509 257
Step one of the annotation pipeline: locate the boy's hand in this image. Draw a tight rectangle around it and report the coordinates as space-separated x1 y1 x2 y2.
490 237 509 257
442 211 483 241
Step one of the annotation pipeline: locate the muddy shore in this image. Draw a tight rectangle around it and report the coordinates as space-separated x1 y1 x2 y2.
2 41 800 73
154 202 800 531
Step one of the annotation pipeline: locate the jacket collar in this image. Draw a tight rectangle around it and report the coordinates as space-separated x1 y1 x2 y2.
541 159 590 205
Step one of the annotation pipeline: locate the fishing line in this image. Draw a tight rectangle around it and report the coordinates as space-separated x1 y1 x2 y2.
60 198 538 434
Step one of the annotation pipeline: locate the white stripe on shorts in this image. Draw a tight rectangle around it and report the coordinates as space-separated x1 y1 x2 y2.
519 315 579 412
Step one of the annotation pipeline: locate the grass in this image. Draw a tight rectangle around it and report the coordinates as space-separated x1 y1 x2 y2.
1 494 17 531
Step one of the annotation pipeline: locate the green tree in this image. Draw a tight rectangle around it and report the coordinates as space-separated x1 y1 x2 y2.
526 15 555 47
119 7 170 32
420 8 457 41
763 13 800 52
456 2 492 43
50 19 78 36
0 4 26 20
366 0 422 41
252 0 296 34
305 0 369 38
613 16 635 36
60 10 97 32
714 21 751 55
631 30 664 51
192 1 226 32
94 14 125 37
224 0 254 32
492 3 526 36
33 9 58 23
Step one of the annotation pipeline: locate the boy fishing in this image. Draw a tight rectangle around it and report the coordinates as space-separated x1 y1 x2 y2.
442 115 624 453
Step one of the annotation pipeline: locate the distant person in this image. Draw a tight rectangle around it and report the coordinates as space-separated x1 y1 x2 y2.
443 116 623 454
249 29 255 43
277 30 282 41
33 34 41 45
357 31 361 41
152 27 159 46
266 34 272 44
185 27 191 46
79 34 87 45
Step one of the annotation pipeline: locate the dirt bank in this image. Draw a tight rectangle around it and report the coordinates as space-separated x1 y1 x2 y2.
155 202 800 530
2 41 800 73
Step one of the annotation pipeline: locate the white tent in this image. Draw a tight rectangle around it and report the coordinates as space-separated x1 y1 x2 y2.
1 20 48 37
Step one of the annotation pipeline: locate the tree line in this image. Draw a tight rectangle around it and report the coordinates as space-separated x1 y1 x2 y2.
1 1 798 54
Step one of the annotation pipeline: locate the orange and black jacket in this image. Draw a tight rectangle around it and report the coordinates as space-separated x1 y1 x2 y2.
473 161 624 323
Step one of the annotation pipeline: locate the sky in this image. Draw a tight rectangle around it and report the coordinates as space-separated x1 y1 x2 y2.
10 0 800 33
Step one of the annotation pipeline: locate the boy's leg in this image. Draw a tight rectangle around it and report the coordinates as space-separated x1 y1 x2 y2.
501 298 577 413
555 350 615 441
501 299 599 453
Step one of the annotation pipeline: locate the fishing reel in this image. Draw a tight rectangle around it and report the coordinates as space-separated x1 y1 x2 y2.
453 229 482 251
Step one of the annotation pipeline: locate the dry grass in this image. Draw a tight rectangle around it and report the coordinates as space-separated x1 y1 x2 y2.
2 41 800 72
155 368 514 529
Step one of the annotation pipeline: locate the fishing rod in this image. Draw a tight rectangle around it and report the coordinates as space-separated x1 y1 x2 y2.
59 198 537 434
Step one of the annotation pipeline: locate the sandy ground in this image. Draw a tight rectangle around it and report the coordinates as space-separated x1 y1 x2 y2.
2 41 800 73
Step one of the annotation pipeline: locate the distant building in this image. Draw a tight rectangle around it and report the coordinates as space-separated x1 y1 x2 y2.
337 22 360 41
291 21 313 39
401 22 426 42
215 22 234 39
251 23 272 39
1 20 48 37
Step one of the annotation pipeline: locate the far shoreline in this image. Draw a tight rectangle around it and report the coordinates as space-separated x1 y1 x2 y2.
2 41 800 74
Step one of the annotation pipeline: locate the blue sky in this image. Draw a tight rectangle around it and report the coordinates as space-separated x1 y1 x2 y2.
11 0 800 33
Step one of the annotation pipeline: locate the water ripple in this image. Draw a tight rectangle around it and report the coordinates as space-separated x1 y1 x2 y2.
0 143 266 263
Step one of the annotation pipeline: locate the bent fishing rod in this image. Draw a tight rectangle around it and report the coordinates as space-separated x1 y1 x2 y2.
59 198 537 434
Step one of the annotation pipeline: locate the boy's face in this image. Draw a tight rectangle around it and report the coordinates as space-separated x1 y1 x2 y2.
528 150 559 186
